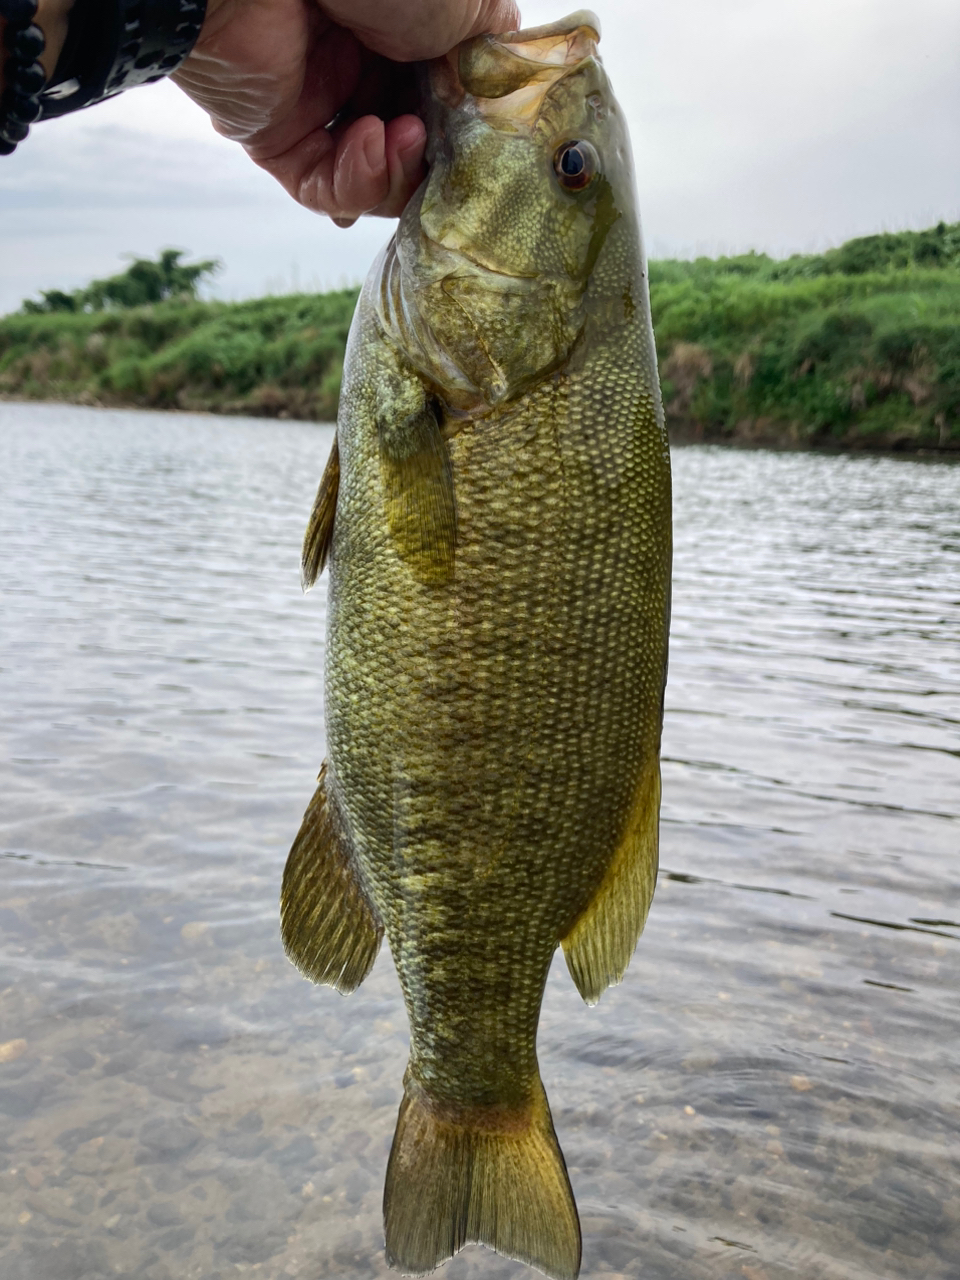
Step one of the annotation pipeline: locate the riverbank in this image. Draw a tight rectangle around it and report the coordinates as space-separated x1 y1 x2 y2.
2 223 958 451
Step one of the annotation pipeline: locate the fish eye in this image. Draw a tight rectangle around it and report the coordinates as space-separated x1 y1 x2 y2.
553 140 599 192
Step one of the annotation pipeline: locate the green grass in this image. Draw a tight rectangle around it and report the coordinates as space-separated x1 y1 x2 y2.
2 222 958 449
0 290 358 421
648 221 960 448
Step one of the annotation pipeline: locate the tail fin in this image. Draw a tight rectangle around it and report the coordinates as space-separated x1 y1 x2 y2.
383 1073 581 1280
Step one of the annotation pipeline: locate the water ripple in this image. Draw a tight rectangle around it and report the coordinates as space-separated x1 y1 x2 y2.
1 405 958 1279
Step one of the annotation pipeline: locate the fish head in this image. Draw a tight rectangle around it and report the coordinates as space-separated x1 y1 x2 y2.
380 11 640 412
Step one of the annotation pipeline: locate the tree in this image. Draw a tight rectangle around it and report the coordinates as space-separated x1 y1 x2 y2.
21 250 221 314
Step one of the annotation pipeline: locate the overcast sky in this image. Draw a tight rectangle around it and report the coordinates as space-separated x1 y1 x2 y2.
1 0 958 314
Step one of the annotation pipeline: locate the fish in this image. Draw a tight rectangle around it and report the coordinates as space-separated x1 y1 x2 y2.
281 10 672 1279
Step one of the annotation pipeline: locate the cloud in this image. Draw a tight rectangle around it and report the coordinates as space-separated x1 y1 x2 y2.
0 87 391 311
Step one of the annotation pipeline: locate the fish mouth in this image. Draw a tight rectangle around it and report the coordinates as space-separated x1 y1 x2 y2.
428 9 601 132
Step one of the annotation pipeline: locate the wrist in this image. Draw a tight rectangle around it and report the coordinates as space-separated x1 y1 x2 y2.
0 0 73 92
35 0 72 77
2 0 206 153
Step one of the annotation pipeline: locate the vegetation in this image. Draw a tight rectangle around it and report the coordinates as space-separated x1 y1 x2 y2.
2 253 356 420
21 250 221 314
2 229 959 449
649 220 960 449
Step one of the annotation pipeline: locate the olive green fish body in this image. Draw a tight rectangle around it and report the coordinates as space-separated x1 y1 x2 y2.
283 13 671 1278
329 279 668 1083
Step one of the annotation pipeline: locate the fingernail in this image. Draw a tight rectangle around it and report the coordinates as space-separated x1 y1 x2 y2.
333 216 357 229
398 137 425 184
362 126 385 174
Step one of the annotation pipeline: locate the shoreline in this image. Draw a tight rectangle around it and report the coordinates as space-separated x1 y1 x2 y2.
3 225 958 455
4 395 958 459
666 418 960 456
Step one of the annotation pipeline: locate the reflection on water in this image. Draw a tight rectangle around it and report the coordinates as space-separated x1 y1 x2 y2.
1 402 958 1280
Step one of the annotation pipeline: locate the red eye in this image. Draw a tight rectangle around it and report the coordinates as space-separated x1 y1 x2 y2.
553 140 599 191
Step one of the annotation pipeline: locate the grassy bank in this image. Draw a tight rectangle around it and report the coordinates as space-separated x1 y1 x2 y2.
650 222 960 450
0 290 357 422
2 224 958 450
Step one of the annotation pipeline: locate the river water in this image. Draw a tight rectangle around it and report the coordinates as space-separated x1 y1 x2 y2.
1 401 957 1280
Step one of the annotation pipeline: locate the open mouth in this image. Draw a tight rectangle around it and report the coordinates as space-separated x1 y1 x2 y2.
430 9 601 130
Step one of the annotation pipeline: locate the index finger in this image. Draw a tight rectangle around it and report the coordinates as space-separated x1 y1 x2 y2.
316 0 521 62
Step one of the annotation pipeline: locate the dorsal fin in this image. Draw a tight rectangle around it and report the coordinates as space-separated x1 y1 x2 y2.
281 761 383 993
301 434 340 591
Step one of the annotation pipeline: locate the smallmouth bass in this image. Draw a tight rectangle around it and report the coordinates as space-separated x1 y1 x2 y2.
282 11 671 1278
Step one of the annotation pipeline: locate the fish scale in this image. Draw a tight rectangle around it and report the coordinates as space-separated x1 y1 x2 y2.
281 12 671 1278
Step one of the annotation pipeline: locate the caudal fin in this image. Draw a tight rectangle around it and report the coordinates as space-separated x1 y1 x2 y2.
383 1073 581 1280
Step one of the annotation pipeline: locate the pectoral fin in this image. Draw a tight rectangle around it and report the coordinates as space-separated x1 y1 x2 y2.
561 762 661 1005
378 372 456 586
301 435 339 591
281 762 383 993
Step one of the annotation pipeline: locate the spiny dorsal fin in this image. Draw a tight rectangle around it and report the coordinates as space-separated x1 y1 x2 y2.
561 762 661 1005
281 761 383 994
301 434 340 591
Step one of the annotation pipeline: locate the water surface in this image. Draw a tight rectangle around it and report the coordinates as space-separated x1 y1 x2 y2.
1 402 958 1280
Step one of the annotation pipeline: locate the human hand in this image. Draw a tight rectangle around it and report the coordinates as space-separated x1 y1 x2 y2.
174 0 520 225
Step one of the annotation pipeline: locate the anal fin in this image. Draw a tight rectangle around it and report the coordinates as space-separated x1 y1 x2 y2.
561 761 661 1005
281 761 382 993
